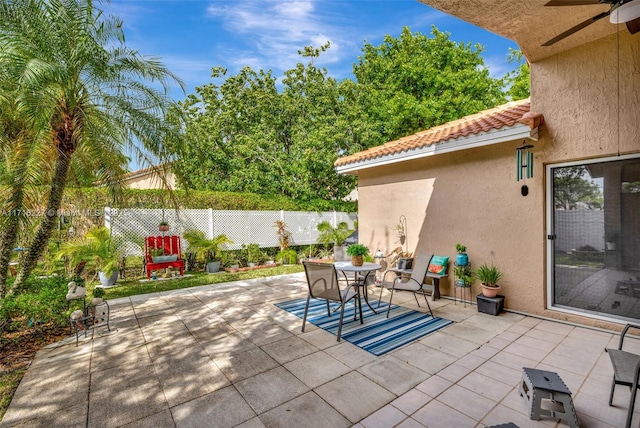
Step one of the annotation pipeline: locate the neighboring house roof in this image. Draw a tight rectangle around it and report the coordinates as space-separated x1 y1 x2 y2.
124 164 175 190
335 98 543 175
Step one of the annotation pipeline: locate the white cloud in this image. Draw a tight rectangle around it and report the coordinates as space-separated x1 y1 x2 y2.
205 0 350 75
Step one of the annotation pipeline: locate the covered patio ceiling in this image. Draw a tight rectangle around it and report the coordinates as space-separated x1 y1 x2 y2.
419 0 632 62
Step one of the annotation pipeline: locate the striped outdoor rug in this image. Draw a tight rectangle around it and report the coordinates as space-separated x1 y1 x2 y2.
275 297 453 356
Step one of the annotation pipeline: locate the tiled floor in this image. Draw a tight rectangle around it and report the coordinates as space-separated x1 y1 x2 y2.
2 272 639 428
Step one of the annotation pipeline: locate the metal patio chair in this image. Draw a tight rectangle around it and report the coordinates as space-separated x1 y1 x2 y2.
606 323 640 428
377 251 434 318
302 261 360 341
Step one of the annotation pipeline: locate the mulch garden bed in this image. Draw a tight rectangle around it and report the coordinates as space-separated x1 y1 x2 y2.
1 322 69 375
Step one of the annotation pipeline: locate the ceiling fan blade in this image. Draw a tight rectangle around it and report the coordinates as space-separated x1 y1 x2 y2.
545 0 613 5
542 11 611 46
627 16 640 33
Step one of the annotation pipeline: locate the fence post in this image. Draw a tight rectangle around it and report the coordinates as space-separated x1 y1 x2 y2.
105 206 111 230
208 208 214 239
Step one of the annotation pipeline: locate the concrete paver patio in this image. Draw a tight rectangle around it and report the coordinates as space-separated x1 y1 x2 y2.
1 273 638 428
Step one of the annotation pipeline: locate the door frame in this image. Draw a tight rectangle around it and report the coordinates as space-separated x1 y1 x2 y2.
545 153 640 321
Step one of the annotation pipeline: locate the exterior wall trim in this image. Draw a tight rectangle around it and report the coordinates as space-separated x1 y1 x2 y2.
336 123 539 175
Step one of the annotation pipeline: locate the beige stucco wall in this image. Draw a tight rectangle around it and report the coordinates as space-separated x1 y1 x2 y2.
358 139 544 314
125 171 176 190
533 31 640 162
356 30 639 329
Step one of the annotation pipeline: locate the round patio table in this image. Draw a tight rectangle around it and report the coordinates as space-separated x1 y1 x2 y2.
334 261 382 314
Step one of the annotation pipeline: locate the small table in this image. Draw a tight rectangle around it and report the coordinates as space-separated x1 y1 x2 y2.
334 262 381 314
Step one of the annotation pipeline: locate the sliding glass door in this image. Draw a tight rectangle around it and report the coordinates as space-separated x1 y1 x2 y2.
548 156 640 322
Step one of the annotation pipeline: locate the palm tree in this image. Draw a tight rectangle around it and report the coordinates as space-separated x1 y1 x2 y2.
0 0 184 293
316 221 352 247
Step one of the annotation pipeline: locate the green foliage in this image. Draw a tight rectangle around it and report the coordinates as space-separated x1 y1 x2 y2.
455 244 467 254
454 265 473 286
166 45 362 201
475 263 504 286
183 230 233 262
553 166 603 210
149 248 165 257
316 221 352 246
244 243 267 264
92 287 105 299
505 49 530 101
353 26 507 143
55 227 120 277
346 244 369 257
59 187 356 212
0 276 70 329
276 249 298 264
0 0 184 292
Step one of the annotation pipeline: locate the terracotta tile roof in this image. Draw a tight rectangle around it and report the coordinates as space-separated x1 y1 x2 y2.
335 98 541 168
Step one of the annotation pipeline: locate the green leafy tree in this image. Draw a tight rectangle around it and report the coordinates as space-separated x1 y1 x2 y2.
0 0 184 296
504 48 530 100
554 167 603 210
166 44 367 201
353 26 507 142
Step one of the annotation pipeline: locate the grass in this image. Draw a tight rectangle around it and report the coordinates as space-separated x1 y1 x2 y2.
0 370 24 420
101 264 304 300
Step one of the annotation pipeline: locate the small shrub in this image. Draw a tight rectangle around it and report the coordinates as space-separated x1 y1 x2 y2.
1 276 71 331
276 249 297 264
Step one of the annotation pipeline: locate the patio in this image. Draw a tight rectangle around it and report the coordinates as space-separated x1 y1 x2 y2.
1 273 637 428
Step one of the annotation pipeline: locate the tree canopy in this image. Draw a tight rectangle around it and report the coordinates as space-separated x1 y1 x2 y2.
170 27 520 200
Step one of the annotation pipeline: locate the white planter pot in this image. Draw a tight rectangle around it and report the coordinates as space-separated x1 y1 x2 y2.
207 261 221 273
99 271 119 287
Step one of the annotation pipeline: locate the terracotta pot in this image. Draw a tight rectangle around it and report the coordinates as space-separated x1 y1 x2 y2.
481 283 500 298
159 225 170 232
351 255 363 266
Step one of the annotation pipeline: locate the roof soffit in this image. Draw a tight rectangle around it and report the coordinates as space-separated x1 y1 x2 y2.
418 0 624 62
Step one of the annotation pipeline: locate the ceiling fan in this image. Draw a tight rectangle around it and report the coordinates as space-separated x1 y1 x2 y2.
542 0 640 46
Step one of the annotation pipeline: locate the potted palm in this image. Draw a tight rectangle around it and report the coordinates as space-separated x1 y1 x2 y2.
346 244 369 266
159 220 170 232
56 226 120 287
184 229 233 273
475 263 504 298
316 221 352 260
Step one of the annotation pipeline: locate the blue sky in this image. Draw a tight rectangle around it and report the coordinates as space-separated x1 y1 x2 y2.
105 0 520 100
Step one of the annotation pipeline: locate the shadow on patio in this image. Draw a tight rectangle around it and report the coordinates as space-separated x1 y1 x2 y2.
1 273 637 428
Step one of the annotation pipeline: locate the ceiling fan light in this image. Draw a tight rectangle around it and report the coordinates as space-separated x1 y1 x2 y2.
610 0 640 23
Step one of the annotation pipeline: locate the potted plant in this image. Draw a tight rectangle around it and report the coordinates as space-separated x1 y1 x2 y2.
149 248 177 263
274 220 292 251
245 243 266 267
454 265 473 288
475 262 504 298
91 286 106 305
184 229 233 273
56 226 120 287
346 244 369 266
455 243 469 266
316 221 352 260
159 220 170 232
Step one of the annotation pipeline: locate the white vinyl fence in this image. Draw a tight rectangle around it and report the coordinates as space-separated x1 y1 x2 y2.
105 208 356 256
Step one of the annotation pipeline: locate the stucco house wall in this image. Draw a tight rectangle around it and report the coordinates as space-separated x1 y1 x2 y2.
357 134 544 315
345 26 639 328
